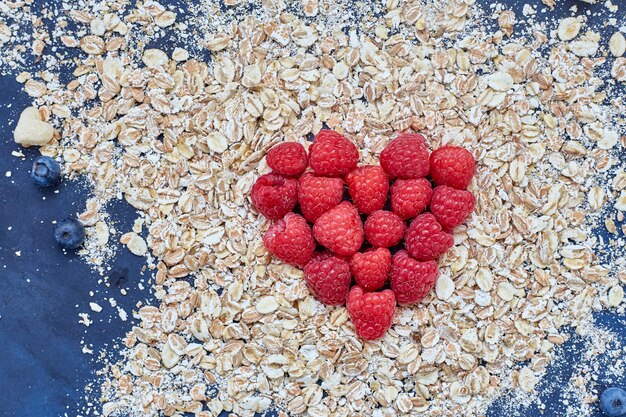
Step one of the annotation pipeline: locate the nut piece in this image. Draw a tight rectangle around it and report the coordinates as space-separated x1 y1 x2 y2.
14 107 54 146
557 17 581 41
609 32 626 57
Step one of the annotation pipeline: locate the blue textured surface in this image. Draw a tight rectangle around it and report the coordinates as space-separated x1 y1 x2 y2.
0 1 625 416
0 71 152 417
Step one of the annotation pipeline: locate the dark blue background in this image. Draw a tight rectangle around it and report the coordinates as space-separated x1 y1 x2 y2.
0 0 624 416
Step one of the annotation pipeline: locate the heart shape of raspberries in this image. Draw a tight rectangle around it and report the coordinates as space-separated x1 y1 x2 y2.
252 130 476 340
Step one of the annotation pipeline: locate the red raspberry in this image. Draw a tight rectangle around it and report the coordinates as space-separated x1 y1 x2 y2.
304 252 351 305
364 210 406 248
390 178 432 220
263 213 315 267
429 145 475 189
350 248 391 291
345 165 389 214
251 173 298 220
380 134 430 179
313 201 364 257
404 213 454 261
390 250 438 305
430 185 475 230
298 173 344 223
346 286 396 340
309 130 359 177
266 142 308 177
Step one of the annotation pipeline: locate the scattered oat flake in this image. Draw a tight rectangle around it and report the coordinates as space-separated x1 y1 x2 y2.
89 302 102 313
1 1 625 417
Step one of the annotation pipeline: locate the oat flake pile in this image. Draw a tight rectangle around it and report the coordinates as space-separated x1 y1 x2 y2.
2 0 626 416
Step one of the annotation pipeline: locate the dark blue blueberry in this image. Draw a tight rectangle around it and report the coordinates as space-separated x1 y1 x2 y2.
31 156 61 187
54 218 85 250
600 387 626 417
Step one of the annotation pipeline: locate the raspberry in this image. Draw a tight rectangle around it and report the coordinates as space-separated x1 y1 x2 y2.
298 173 344 223
263 213 315 267
404 213 454 261
309 130 359 177
266 142 308 177
313 201 364 256
364 210 406 248
380 134 430 179
390 250 438 305
390 178 432 220
304 252 352 305
429 145 475 189
251 173 298 220
345 165 389 214
346 286 396 340
350 248 391 291
430 185 475 230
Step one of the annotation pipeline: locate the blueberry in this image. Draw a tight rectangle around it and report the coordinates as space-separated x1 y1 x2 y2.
31 156 61 187
600 387 626 417
54 218 85 250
